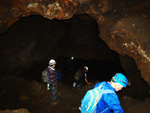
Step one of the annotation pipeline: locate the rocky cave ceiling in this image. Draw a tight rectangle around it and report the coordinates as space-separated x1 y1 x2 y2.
0 0 150 88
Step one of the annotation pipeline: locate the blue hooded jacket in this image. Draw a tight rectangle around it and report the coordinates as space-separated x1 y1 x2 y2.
94 82 124 113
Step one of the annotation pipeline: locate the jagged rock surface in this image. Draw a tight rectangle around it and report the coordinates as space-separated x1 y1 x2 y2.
0 0 150 87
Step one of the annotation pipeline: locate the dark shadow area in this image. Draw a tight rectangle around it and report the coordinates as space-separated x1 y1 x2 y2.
19 56 125 85
55 56 125 84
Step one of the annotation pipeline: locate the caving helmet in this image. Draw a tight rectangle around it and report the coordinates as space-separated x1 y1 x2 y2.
112 73 128 88
83 66 88 71
49 59 56 66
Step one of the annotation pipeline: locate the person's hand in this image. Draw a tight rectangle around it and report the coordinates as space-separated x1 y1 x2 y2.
88 82 91 85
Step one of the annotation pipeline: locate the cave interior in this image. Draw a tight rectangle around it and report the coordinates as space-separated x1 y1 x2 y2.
0 14 149 113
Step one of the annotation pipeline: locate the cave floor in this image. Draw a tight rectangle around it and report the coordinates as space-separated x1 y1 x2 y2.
0 76 91 113
0 76 150 113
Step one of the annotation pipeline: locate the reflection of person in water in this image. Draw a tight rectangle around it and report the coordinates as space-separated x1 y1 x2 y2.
73 66 91 88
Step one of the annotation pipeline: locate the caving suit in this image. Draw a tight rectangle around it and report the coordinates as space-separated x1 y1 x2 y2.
94 82 124 113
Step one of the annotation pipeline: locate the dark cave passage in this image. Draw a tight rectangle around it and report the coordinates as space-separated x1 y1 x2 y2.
20 56 125 85
0 14 150 113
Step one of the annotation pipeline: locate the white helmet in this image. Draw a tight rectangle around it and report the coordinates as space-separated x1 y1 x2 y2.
49 59 56 66
84 66 88 71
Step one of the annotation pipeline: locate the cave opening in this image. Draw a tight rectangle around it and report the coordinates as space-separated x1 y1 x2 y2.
0 14 149 113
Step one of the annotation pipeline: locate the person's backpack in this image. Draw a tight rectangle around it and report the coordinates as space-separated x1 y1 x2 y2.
74 69 82 80
41 68 49 83
80 82 115 113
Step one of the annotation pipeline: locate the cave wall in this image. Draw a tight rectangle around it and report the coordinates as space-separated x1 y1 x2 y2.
0 0 150 87
0 15 120 76
119 55 149 99
96 0 150 87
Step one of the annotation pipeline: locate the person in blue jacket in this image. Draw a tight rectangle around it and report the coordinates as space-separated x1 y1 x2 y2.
94 73 128 113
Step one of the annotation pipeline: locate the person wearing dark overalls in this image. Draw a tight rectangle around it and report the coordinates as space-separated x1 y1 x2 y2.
73 66 91 88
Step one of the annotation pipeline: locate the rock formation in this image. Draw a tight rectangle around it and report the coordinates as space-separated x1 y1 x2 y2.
0 0 150 88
